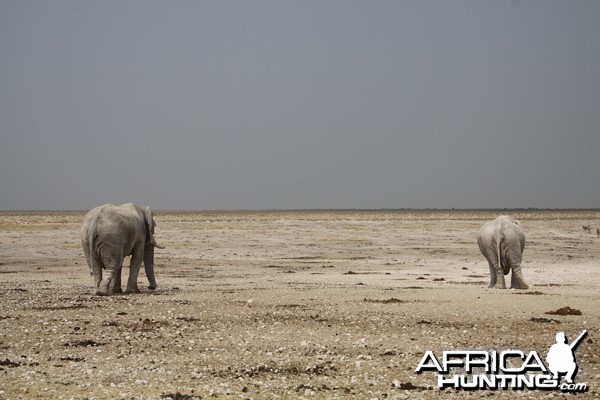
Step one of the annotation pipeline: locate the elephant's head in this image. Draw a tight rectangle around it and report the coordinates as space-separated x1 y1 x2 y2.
142 206 164 290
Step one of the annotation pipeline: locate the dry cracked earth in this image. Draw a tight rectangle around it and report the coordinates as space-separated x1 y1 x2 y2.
1 210 599 399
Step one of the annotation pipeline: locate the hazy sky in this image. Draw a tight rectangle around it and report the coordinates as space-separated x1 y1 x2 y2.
1 1 599 210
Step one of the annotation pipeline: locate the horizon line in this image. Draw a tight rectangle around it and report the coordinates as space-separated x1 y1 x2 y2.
1 207 600 214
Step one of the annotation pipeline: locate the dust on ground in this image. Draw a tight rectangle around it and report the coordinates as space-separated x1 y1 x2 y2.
1 210 599 399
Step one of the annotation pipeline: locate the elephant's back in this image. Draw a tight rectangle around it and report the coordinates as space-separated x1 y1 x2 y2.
81 204 112 238
496 216 525 240
477 220 497 243
82 204 140 238
485 216 525 250
480 216 524 237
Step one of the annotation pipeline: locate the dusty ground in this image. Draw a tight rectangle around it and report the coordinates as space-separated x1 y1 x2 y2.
0 210 599 399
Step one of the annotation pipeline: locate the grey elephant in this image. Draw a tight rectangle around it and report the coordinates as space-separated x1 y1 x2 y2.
81 203 164 296
477 215 529 289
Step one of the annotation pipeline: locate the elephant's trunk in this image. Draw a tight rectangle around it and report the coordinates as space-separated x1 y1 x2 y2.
144 245 157 290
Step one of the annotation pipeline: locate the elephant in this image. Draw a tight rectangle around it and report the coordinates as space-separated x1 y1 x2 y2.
81 203 164 296
477 215 529 289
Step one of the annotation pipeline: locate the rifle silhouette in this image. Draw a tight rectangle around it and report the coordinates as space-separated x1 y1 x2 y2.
570 330 587 351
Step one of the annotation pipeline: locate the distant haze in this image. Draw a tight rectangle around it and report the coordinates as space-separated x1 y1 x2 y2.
1 1 599 210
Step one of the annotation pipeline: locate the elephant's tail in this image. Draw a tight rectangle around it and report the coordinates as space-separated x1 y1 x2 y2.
85 232 104 271
497 238 510 275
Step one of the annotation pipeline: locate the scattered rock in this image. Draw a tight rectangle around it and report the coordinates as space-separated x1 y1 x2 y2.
530 317 561 324
176 316 201 322
160 393 199 400
391 380 426 390
363 298 405 304
515 291 545 295
0 359 21 368
277 304 303 308
58 357 85 362
63 340 103 347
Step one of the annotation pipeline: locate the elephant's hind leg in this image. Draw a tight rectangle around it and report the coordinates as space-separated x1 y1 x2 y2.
507 250 528 289
97 247 122 296
487 252 506 289
492 246 507 289
96 270 115 296
510 264 529 289
125 248 144 294
493 268 507 289
487 261 497 288
112 265 123 294
85 247 103 293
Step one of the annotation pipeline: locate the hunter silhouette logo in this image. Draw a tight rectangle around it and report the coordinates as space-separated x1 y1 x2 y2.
546 330 587 384
416 330 589 392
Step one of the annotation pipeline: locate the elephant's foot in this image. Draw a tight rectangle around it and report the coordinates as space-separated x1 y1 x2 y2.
111 287 123 294
148 285 157 290
511 274 529 289
511 282 529 290
493 274 506 289
492 275 506 289
125 287 141 294
96 281 112 296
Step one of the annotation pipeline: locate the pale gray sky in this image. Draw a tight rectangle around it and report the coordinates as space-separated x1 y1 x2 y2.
1 1 599 210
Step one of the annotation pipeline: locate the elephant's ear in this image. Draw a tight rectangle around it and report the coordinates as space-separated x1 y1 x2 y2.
143 206 164 248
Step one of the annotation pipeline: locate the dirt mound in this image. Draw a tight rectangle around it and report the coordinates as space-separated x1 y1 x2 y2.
546 306 583 316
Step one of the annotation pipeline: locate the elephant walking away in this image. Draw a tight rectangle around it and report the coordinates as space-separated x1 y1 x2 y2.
81 203 164 296
477 215 529 289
